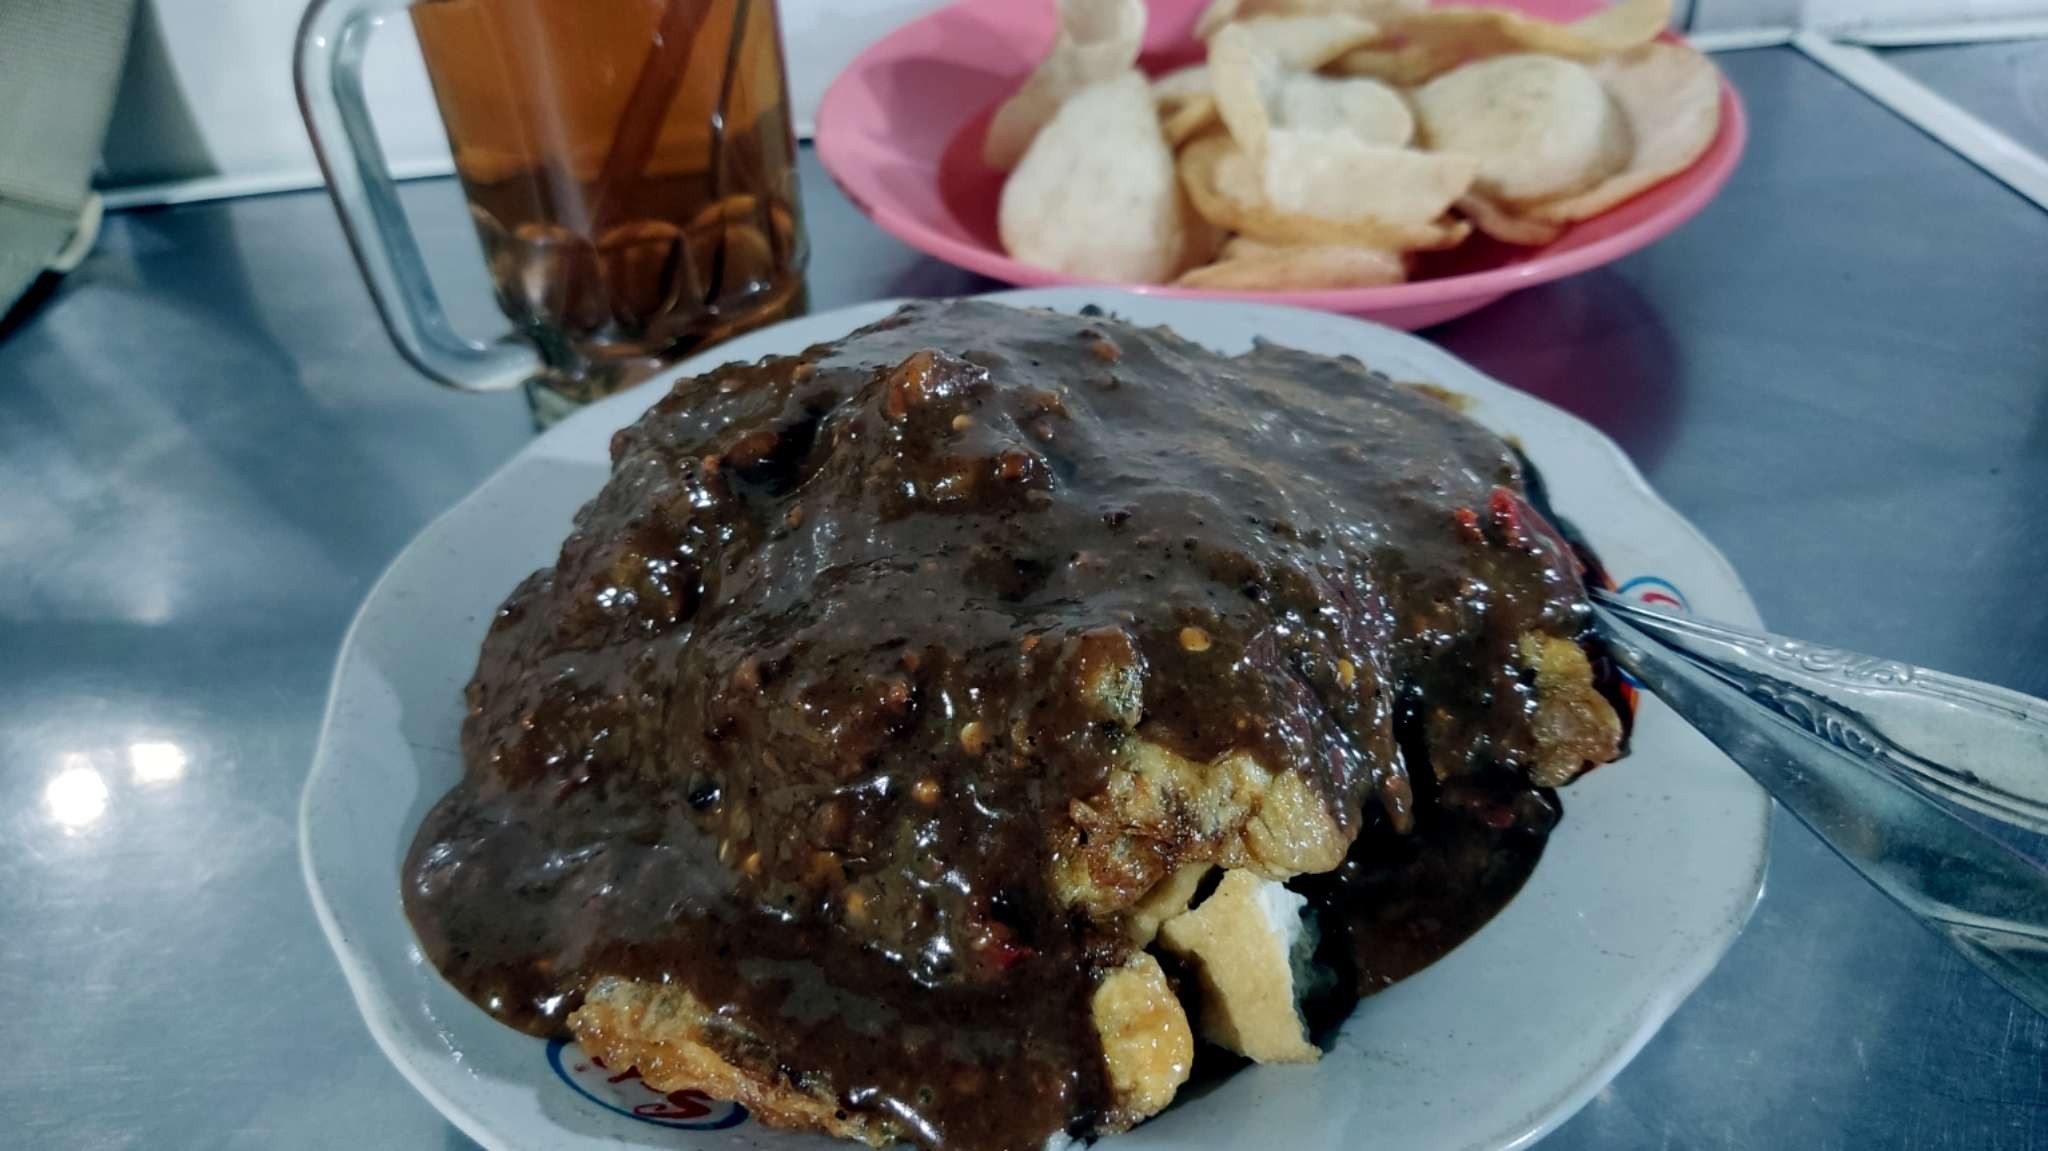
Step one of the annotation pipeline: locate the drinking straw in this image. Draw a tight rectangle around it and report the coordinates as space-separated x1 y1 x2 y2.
592 0 785 317
588 0 715 232
701 0 772 307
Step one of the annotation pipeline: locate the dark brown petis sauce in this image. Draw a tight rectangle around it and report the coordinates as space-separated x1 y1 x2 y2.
1299 770 1562 1006
405 300 1608 1151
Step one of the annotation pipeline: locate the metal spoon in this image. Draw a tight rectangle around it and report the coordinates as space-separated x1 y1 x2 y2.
1589 589 2048 1016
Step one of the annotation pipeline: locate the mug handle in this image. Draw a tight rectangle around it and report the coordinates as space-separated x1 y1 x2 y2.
295 0 535 392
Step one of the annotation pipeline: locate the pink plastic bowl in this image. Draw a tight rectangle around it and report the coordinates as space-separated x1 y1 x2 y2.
815 0 1746 330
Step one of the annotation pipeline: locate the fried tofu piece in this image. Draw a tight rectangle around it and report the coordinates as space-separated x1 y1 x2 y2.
1125 863 1214 945
574 958 1196 1143
1054 740 1349 917
1156 870 1320 1064
570 977 901 1147
1092 953 1196 1121
1519 633 1625 787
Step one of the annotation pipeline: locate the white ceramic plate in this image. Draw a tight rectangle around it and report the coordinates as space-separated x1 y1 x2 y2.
303 288 1770 1151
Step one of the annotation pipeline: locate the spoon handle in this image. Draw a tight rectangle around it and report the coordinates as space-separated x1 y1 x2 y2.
1593 591 2048 832
1589 590 2048 1016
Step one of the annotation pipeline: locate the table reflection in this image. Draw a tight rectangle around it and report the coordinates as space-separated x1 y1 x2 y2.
130 740 189 785
45 755 110 830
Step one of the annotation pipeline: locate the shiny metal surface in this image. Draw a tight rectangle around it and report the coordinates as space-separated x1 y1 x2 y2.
1 46 2044 1151
1885 40 2048 160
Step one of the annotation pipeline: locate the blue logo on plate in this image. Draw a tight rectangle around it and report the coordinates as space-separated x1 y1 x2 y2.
1611 575 1690 691
1616 575 1690 614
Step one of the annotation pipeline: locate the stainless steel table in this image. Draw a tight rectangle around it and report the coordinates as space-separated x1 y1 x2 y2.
3 45 2045 1151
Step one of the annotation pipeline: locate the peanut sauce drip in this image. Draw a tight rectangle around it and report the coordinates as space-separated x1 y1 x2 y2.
405 301 1595 1151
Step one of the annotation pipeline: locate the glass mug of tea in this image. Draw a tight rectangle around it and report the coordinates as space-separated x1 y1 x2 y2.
297 0 808 422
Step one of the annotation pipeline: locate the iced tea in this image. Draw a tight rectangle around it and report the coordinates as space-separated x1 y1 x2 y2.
411 0 806 406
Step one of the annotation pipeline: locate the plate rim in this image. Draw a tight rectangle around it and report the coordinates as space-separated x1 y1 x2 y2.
812 0 1748 314
302 288 1771 1151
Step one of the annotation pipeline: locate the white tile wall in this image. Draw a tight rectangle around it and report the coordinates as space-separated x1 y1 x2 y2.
1691 0 2048 29
96 0 2046 192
